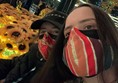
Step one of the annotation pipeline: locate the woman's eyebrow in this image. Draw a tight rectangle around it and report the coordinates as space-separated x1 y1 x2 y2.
79 18 96 23
64 25 73 31
52 26 59 30
40 27 46 29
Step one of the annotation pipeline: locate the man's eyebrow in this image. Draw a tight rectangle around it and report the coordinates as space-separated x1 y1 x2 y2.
79 18 96 23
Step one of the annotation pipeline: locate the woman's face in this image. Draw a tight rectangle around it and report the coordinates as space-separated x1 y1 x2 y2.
64 6 97 38
39 22 60 36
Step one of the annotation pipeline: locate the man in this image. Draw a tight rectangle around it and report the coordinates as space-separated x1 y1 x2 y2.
0 10 67 83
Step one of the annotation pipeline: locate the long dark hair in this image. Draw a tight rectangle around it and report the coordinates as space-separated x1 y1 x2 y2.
80 3 118 82
31 24 76 83
31 4 118 83
80 4 118 63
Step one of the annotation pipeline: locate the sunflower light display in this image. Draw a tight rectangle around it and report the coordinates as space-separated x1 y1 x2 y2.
0 3 40 59
101 0 118 13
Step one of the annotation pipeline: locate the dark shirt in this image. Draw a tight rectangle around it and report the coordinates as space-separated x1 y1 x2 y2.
0 44 45 83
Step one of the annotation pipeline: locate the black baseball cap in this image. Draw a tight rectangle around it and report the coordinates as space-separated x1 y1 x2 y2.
31 10 67 29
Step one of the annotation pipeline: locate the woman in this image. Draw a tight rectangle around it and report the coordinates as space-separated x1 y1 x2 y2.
31 3 118 83
0 10 67 83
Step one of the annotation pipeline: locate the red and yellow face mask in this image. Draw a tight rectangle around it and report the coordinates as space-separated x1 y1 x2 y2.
38 32 56 60
63 27 113 77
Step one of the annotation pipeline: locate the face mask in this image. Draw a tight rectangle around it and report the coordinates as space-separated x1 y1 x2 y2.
63 29 99 46
38 32 56 60
63 27 113 77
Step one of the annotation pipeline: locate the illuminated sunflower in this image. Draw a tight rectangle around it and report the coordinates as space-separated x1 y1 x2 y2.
0 14 6 28
0 10 3 16
4 24 16 29
0 28 7 36
0 48 16 59
5 3 15 10
0 38 18 59
0 15 10 25
39 7 53 18
4 38 16 50
29 15 40 22
5 15 16 22
0 38 27 59
20 8 31 16
0 16 17 25
20 15 30 20
26 29 39 42
30 29 39 39
24 33 35 44
5 27 25 43
0 23 5 29
10 20 19 25
20 25 29 33
1 7 16 16
19 19 33 28
0 5 8 11
6 11 19 19
0 39 5 53
27 29 39 44
17 41 29 54
20 27 33 43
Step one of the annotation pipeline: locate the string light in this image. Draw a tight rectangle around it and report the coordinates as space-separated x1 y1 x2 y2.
75 3 79 7
57 0 61 2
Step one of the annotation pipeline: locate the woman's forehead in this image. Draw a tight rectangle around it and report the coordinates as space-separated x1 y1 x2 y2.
65 6 95 28
41 22 58 29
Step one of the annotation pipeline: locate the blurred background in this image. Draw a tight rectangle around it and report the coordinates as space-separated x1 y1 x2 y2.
0 0 117 59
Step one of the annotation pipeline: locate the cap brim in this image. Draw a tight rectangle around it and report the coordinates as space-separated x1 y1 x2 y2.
31 19 46 29
31 19 61 30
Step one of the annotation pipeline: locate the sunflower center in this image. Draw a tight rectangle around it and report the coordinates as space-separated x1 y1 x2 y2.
18 44 26 50
12 31 21 37
6 43 13 48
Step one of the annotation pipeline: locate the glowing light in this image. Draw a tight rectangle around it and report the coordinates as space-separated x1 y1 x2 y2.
75 3 79 7
58 0 61 2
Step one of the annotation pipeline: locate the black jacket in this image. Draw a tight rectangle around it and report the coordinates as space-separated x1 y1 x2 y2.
0 43 45 83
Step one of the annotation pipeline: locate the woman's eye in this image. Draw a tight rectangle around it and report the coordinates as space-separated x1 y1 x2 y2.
51 31 59 35
39 34 44 39
84 25 96 30
40 30 46 34
65 32 70 38
53 31 59 34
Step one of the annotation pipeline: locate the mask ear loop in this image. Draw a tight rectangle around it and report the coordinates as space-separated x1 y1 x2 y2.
63 36 69 46
97 29 113 69
103 44 113 70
